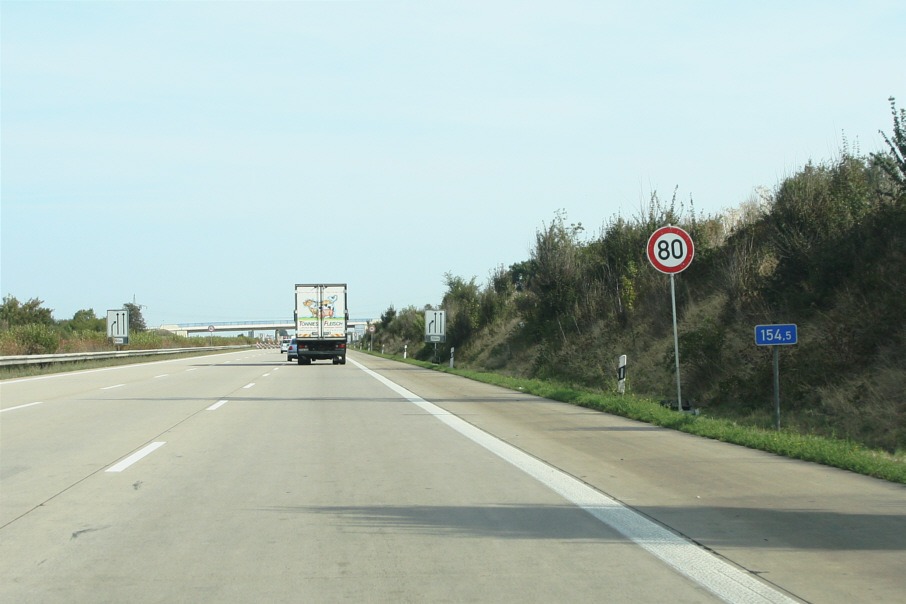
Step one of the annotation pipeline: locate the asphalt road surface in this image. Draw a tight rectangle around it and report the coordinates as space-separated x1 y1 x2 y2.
1 349 903 603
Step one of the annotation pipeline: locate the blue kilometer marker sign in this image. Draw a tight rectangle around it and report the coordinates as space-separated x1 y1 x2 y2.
754 324 798 346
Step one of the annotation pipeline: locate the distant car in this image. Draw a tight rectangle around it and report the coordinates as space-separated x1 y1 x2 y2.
286 338 298 362
280 339 291 353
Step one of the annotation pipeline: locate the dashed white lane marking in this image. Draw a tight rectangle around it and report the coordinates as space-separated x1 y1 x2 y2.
351 358 796 604
105 442 166 473
243 383 255 389
207 400 228 411
1 401 44 413
2 351 252 385
101 384 125 390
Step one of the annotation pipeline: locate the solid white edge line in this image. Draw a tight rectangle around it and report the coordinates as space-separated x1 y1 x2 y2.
105 442 166 473
0 401 45 413
349 357 796 604
207 400 228 411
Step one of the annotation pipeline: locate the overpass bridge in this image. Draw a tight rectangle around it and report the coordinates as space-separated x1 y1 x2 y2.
159 320 370 338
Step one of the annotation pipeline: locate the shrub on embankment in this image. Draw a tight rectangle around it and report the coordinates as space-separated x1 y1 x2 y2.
369 99 906 455
0 298 256 355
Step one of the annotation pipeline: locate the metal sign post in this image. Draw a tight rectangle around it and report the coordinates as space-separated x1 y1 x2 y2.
647 226 695 411
755 324 798 430
670 274 682 406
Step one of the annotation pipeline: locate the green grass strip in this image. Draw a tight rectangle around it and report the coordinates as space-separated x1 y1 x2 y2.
364 351 906 484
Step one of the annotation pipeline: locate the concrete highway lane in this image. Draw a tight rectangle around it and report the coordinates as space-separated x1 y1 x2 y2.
1 350 903 603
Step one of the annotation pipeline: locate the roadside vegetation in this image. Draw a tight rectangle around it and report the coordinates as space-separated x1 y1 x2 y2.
0 298 256 377
369 98 906 470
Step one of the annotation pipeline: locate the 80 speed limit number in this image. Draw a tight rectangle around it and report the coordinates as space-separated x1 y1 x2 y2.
647 226 695 274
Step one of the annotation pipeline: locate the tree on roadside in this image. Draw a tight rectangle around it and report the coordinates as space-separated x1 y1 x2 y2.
123 302 147 332
380 305 397 328
61 309 106 332
871 97 906 203
0 295 55 328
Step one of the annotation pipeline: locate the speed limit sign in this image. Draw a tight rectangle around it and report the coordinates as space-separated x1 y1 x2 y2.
647 225 695 412
647 226 694 274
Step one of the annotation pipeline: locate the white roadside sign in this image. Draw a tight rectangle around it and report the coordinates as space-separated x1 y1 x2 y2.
425 310 446 343
107 309 129 344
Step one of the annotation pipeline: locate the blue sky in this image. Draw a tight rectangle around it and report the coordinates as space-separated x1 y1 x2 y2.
2 0 903 327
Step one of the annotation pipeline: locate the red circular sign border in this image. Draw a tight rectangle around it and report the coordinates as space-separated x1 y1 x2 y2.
647 226 695 274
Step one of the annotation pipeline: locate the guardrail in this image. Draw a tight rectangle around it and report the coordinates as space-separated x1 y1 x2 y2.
0 345 256 368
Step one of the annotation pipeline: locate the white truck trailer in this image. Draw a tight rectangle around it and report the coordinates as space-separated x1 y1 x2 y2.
293 284 348 365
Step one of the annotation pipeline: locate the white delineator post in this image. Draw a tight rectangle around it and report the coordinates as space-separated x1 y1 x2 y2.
617 354 627 395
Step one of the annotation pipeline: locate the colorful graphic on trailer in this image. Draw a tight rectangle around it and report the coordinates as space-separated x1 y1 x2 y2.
295 285 346 338
303 296 338 319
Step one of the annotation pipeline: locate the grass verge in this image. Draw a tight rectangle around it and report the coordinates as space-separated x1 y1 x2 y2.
362 351 906 484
